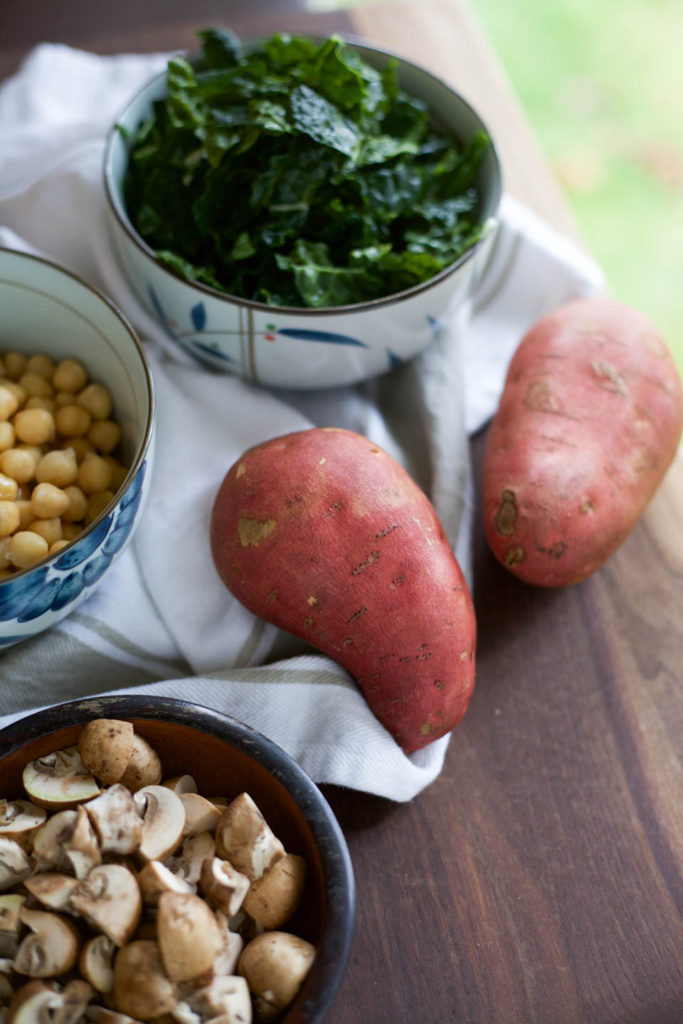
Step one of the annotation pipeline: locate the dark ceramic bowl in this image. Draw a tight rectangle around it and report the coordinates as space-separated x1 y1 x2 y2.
0 695 355 1024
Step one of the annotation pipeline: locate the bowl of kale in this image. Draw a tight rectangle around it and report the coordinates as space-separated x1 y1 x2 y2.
104 28 502 389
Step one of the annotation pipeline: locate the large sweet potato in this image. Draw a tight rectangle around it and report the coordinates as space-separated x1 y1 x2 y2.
482 297 683 586
210 428 476 752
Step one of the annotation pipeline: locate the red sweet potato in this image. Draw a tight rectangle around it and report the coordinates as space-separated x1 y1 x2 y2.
482 297 683 586
210 427 476 752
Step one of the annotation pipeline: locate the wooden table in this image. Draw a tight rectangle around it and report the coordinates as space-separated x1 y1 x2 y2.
2 3 682 1022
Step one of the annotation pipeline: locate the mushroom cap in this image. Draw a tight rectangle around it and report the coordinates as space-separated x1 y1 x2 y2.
112 940 177 1021
0 836 31 892
161 776 197 796
0 800 47 850
70 864 142 948
79 934 115 994
77 720 135 786
156 892 222 983
179 795 220 839
52 978 94 1024
84 784 142 856
242 853 306 930
238 931 315 1016
186 975 252 1024
134 787 185 863
23 874 78 913
199 858 249 919
0 893 26 957
118 737 162 793
215 794 284 883
13 907 80 978
6 979 61 1024
137 861 193 906
22 748 101 810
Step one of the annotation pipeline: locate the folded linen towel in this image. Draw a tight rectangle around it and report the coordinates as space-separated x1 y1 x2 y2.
0 44 604 800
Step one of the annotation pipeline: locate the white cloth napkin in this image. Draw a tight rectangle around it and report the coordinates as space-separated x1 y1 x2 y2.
0 43 604 801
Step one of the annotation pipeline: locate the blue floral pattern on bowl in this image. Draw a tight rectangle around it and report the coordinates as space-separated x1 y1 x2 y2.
0 461 147 644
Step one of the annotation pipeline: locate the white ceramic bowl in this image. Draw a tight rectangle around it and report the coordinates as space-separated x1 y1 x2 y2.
0 247 155 647
104 37 502 390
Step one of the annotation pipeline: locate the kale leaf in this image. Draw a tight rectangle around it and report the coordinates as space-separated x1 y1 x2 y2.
123 31 489 308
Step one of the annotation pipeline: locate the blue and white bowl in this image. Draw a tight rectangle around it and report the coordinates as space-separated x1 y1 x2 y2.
104 38 502 390
0 247 154 646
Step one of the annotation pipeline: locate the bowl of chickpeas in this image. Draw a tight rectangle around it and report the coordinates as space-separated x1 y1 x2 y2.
0 246 154 646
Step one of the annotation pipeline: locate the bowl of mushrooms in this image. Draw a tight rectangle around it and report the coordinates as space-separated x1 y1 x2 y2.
0 695 355 1024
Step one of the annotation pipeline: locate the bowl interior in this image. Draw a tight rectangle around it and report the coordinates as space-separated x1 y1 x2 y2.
0 247 152 467
0 696 355 1024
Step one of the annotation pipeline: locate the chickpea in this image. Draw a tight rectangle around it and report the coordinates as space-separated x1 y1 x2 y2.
78 382 113 420
53 358 88 393
55 404 92 438
62 485 88 523
18 372 53 399
0 501 20 537
8 530 49 569
0 537 11 570
28 517 63 546
54 391 76 409
31 482 70 519
0 380 27 407
88 419 122 455
25 396 56 414
25 354 55 380
1 448 39 484
105 457 128 491
49 539 71 555
0 385 19 421
78 453 112 495
13 408 56 445
0 473 18 501
63 437 96 462
3 352 27 380
0 422 15 453
15 500 34 530
35 448 79 488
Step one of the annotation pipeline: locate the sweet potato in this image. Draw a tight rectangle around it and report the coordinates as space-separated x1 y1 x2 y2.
482 297 683 586
210 428 476 752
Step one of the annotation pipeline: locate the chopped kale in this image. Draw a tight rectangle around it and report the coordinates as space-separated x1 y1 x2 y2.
123 29 489 308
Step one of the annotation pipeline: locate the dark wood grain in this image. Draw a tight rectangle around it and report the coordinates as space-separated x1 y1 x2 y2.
2 3 682 1022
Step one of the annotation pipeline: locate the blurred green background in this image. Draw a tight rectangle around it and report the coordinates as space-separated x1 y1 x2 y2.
470 0 683 372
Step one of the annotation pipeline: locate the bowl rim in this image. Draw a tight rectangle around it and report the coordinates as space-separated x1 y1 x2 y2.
103 32 503 317
0 245 155 587
0 693 356 1024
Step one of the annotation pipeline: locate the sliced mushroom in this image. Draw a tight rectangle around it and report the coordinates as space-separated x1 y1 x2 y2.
0 838 31 892
0 894 25 956
6 980 60 1024
22 748 101 809
215 795 284 883
77 720 135 786
167 833 215 889
242 854 306 930
0 970 14 1004
85 1009 141 1024
185 976 252 1024
238 932 315 1021
13 907 80 978
162 777 197 797
32 807 101 880
23 874 78 913
0 801 46 852
179 796 220 840
79 935 115 995
112 940 177 1021
137 862 193 906
199 859 249 919
118 738 162 794
52 979 94 1024
84 785 142 856
155 893 222 983
133 787 185 863
211 914 243 979
70 864 141 948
